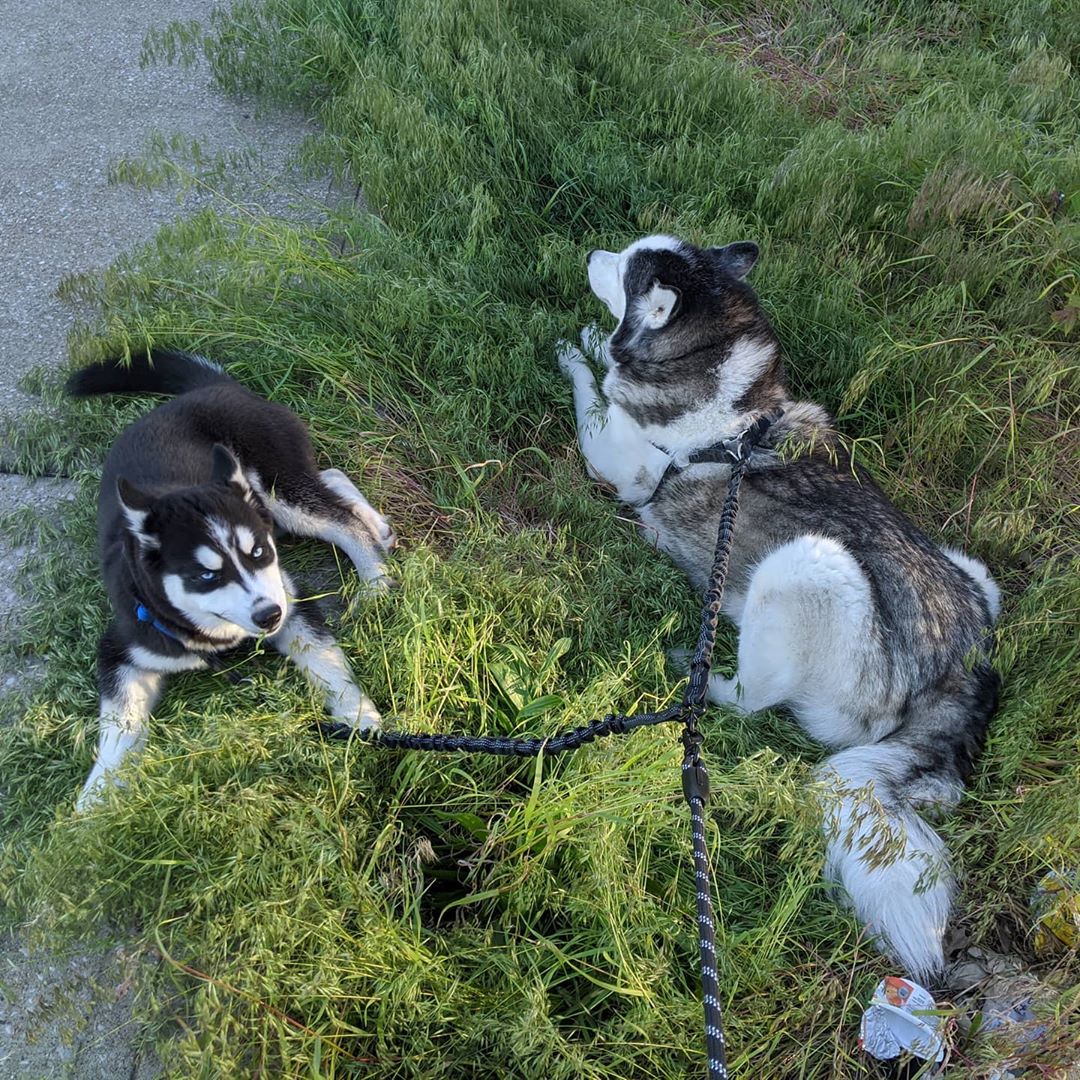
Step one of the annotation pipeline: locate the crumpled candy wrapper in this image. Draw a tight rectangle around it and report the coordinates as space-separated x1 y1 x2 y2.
859 976 946 1063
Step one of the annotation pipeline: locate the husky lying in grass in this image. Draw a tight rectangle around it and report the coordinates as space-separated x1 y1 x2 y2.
67 349 395 810
557 236 1000 978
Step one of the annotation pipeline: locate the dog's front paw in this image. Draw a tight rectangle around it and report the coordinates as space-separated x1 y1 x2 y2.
556 339 586 379
321 467 397 552
329 684 383 733
580 323 610 364
357 569 397 596
74 781 103 814
372 517 397 554
75 768 116 813
706 675 744 708
358 705 382 732
353 697 383 732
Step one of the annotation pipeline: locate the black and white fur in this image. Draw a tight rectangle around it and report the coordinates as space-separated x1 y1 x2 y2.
557 236 1001 979
68 349 395 810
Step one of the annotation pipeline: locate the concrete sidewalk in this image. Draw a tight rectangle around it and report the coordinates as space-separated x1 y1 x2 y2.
0 3 337 1075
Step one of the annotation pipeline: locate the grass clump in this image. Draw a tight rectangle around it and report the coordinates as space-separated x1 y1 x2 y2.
3 0 1079 1076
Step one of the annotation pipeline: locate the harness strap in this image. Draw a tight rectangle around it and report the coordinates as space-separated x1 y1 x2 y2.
638 410 781 507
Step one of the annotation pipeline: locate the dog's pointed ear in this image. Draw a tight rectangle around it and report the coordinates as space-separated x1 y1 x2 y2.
210 443 262 506
210 444 247 489
709 241 759 280
116 478 158 549
640 279 681 330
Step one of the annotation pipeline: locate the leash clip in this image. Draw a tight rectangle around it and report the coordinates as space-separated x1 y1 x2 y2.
714 431 753 466
727 408 783 464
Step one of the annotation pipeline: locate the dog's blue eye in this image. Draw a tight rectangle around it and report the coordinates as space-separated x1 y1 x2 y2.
200 570 218 581
251 546 263 559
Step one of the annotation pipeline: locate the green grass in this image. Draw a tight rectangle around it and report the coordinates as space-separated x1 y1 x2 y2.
2 0 1079 1076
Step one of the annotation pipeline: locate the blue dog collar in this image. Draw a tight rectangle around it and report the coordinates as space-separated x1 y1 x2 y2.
134 601 185 643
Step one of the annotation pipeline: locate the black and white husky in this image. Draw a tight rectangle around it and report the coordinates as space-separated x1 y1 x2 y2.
557 236 1001 978
67 349 395 810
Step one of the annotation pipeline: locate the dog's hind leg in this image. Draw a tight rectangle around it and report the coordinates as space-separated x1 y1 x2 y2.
270 596 382 730
709 534 888 747
248 470 393 590
77 631 165 811
319 468 396 552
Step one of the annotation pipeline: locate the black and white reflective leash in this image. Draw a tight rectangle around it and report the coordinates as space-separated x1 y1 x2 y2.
318 411 780 1079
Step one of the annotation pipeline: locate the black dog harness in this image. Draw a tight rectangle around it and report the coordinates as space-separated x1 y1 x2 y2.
637 410 780 507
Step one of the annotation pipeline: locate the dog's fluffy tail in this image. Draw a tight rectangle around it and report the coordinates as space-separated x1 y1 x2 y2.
816 738 962 980
66 349 233 399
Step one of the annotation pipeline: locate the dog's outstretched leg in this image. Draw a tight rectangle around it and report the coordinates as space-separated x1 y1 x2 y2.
77 636 164 811
249 469 394 591
556 331 668 503
580 324 614 368
556 332 606 443
270 597 382 730
319 468 396 552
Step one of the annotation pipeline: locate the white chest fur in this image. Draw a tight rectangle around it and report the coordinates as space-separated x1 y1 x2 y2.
605 337 777 456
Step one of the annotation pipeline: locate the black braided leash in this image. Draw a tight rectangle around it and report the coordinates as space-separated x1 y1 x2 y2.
316 412 779 1079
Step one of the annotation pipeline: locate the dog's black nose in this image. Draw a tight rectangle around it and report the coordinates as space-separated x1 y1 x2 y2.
252 603 282 631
